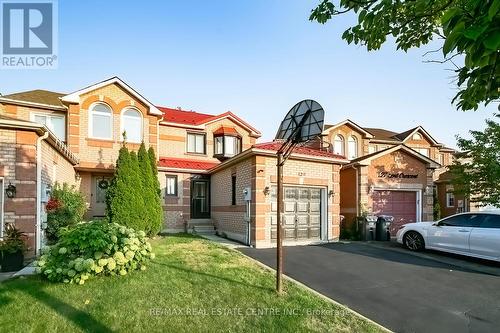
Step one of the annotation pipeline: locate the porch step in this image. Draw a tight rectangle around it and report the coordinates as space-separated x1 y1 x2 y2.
188 219 216 234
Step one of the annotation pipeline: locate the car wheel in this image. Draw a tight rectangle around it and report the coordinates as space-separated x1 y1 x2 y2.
404 231 425 251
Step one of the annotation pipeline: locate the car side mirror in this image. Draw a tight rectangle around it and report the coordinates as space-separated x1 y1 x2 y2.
432 222 440 227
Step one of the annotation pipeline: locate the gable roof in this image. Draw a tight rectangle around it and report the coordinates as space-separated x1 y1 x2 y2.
0 89 67 110
159 108 261 137
345 144 441 169
323 119 374 138
60 77 163 116
253 141 346 159
159 107 214 125
362 127 401 142
394 126 441 146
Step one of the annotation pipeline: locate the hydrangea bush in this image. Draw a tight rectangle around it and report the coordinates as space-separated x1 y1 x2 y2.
36 221 155 285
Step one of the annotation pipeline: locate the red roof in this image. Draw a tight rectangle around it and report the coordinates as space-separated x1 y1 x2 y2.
213 126 240 136
252 141 346 159
158 157 220 171
158 107 214 125
157 107 261 136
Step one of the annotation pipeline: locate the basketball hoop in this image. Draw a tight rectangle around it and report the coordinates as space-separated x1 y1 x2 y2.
274 100 325 294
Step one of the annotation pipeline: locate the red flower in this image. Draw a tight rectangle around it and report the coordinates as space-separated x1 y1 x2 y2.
45 198 61 212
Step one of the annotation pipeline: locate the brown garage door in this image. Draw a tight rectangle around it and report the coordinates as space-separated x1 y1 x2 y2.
270 187 322 241
372 190 417 235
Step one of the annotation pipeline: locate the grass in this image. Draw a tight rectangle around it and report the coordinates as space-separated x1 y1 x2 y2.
0 234 383 333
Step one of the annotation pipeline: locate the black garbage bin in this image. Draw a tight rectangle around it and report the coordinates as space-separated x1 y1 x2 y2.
356 216 377 241
376 215 393 241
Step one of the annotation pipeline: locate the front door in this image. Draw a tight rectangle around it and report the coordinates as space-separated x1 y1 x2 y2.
0 179 3 236
91 176 111 217
191 179 210 219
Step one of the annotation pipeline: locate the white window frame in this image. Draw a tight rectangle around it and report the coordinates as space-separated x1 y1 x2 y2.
413 133 423 140
333 134 345 155
88 102 113 140
120 107 143 143
187 132 206 154
416 148 429 157
30 112 66 141
446 192 455 208
165 175 178 196
347 135 358 160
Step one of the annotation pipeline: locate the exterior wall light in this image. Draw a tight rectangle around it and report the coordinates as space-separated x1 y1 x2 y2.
5 182 16 198
425 185 433 195
369 185 375 194
263 186 270 196
328 190 334 197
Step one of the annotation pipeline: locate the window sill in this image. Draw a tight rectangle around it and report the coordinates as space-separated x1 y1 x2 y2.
186 152 207 156
87 137 114 143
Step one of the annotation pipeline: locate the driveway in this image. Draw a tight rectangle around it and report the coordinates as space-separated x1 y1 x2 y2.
240 242 500 333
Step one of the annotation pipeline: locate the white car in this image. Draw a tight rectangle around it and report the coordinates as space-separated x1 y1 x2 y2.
396 212 500 262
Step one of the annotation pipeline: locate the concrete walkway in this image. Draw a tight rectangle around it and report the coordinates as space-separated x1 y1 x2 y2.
198 233 248 249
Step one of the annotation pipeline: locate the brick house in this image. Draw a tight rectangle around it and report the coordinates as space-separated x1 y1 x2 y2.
321 119 459 234
1 77 465 253
0 77 348 253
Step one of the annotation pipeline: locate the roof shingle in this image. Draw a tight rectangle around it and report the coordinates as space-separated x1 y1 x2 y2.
1 89 66 108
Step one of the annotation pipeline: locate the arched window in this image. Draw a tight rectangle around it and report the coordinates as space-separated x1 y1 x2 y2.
121 108 142 142
333 134 345 155
89 103 112 139
348 136 358 159
412 133 422 140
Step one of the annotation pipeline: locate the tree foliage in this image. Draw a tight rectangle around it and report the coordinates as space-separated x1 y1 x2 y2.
450 114 500 207
310 0 500 111
139 143 163 235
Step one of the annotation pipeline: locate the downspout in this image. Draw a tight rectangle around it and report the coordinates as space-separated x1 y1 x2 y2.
36 131 49 255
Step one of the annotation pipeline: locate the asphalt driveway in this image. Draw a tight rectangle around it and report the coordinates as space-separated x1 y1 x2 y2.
240 242 500 333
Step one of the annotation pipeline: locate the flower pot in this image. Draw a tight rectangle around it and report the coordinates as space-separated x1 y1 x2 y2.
1 250 24 272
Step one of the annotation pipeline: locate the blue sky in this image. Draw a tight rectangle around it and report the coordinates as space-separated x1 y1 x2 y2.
0 0 496 147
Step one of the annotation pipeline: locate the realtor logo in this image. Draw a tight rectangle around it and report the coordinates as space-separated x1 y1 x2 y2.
1 0 58 68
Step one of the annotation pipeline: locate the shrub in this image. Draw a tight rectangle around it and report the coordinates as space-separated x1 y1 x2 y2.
107 143 163 236
106 146 144 231
139 143 163 235
35 221 154 285
46 183 86 243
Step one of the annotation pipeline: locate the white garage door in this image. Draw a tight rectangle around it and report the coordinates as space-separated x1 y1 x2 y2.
270 186 322 241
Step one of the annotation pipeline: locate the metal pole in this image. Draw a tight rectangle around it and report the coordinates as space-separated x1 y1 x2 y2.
276 151 284 294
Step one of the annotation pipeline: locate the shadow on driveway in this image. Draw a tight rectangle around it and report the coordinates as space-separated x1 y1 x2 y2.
240 242 500 333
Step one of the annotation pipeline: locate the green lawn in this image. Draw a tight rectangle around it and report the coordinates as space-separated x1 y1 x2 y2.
0 235 383 333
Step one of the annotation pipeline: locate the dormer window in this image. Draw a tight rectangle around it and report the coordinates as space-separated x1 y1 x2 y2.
213 127 241 159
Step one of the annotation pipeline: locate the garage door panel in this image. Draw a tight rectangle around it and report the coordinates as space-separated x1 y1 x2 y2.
284 228 296 239
309 215 320 226
297 228 309 239
297 202 308 212
285 202 295 212
297 215 308 225
284 215 295 225
270 186 323 242
309 228 320 238
373 190 417 236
